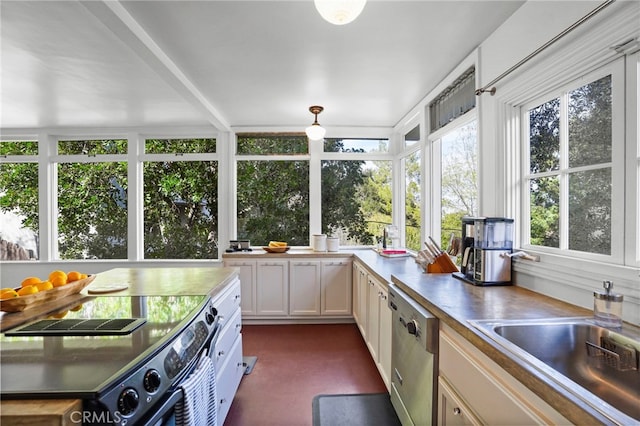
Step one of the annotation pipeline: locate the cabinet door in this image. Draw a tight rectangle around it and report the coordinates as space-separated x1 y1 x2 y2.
256 260 289 316
366 276 380 361
437 376 481 426
321 260 352 315
289 260 321 315
224 260 256 316
378 282 392 389
354 262 369 338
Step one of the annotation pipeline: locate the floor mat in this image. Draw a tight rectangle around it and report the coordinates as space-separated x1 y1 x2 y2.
242 356 257 375
312 393 401 426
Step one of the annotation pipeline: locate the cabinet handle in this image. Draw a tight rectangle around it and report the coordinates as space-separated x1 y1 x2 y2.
453 407 461 416
218 350 225 356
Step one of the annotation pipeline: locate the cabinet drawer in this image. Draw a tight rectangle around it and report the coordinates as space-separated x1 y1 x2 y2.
216 334 244 425
439 327 568 425
214 307 241 371
215 278 242 323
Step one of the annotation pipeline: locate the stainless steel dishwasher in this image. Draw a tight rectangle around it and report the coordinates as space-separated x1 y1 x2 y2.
388 284 438 426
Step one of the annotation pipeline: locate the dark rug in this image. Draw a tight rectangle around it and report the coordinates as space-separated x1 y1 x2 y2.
242 356 257 375
312 393 401 426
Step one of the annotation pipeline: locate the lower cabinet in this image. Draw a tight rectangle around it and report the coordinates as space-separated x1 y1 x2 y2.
212 277 243 426
438 324 569 425
224 257 352 320
256 260 289 316
353 260 392 390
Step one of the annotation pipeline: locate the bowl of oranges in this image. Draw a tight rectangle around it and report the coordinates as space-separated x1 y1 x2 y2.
0 271 95 313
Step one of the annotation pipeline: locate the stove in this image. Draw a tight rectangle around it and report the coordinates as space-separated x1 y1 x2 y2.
1 294 219 425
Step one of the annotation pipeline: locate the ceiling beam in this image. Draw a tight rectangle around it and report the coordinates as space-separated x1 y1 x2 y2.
81 0 230 131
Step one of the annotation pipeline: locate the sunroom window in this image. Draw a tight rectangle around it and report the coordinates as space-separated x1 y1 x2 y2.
523 63 623 259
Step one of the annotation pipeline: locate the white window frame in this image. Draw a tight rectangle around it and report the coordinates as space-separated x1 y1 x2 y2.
520 60 625 264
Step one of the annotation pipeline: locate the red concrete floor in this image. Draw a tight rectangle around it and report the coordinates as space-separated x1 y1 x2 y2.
224 324 387 426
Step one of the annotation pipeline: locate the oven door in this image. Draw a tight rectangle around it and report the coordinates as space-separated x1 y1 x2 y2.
141 320 222 426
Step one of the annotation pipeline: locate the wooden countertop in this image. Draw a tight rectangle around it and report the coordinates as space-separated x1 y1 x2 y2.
0 267 238 425
349 250 636 425
222 247 353 258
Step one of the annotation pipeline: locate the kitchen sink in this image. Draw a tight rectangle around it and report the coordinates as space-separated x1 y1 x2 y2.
470 317 640 424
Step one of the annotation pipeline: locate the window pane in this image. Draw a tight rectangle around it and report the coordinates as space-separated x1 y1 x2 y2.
58 162 128 259
321 160 391 246
529 176 559 248
237 160 309 245
569 169 611 254
143 161 218 259
441 120 478 251
145 138 216 154
529 99 560 173
58 139 127 155
0 162 39 260
568 75 612 168
405 125 420 147
405 151 421 251
324 138 389 153
1 140 38 156
237 135 308 155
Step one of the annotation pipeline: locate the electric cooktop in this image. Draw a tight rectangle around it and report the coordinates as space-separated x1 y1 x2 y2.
0 294 208 398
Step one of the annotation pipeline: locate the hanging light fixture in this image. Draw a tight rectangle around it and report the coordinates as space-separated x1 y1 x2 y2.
314 0 367 25
305 105 326 141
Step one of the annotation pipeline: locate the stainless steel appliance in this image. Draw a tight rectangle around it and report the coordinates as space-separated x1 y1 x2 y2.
455 216 514 286
1 294 220 425
388 285 438 426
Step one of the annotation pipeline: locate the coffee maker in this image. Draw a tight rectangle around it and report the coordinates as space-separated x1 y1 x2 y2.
456 217 514 286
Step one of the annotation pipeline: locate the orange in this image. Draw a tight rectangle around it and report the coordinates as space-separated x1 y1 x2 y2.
35 281 54 292
70 303 83 312
1 289 18 300
67 271 82 282
49 270 68 287
17 285 38 296
51 310 68 319
21 276 42 288
80 273 88 279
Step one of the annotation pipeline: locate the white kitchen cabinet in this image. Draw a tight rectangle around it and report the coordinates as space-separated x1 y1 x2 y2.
352 261 368 337
321 260 352 316
366 275 381 361
377 282 392 388
353 259 391 390
290 260 322 315
439 323 569 425
223 260 257 315
256 260 289 316
437 376 481 426
211 277 243 426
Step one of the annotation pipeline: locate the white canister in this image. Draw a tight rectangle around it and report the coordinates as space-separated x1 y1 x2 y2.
326 237 339 252
312 234 327 252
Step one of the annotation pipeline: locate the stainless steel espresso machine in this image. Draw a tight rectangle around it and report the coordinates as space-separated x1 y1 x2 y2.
455 217 514 286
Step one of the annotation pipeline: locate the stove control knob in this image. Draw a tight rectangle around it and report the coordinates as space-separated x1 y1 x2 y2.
144 369 162 393
118 388 139 416
406 320 419 336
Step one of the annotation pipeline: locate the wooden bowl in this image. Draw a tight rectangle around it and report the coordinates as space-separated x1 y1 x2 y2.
263 246 290 253
0 275 96 313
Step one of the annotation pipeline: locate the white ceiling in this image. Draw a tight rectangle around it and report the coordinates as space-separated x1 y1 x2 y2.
1 1 525 132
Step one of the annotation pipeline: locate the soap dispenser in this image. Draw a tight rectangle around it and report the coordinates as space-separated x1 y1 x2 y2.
593 280 623 328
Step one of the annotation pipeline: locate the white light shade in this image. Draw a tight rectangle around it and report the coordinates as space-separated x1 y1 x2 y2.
305 123 326 141
314 0 367 25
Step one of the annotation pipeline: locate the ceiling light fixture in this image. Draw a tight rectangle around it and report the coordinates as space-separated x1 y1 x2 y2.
305 106 326 141
314 0 367 25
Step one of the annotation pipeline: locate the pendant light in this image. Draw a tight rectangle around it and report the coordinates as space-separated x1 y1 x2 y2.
314 0 367 26
305 106 326 141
